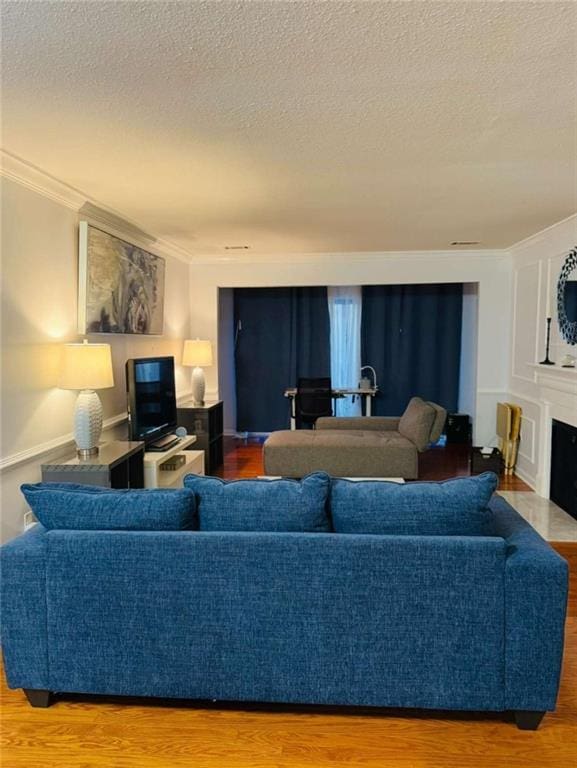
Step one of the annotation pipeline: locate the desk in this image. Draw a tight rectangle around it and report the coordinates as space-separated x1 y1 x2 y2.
284 387 378 429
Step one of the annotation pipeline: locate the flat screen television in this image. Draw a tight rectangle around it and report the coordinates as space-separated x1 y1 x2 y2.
126 356 177 445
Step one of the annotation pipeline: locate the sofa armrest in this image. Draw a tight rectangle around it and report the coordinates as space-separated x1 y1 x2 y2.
0 525 49 691
489 495 568 711
316 417 400 431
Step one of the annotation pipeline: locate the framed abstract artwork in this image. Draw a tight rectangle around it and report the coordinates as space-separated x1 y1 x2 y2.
78 222 165 335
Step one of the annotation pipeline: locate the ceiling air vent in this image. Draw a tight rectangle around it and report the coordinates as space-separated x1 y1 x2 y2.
450 241 480 246
224 245 250 250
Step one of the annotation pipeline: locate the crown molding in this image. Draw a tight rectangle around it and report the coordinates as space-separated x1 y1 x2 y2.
506 213 577 252
150 235 196 265
0 149 195 264
1 149 86 211
6 147 551 267
189 247 509 266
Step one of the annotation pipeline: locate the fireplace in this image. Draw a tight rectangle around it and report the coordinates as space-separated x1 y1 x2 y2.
550 419 577 520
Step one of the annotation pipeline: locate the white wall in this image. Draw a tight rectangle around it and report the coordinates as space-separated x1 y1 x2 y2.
0 176 192 542
507 214 577 492
192 251 512 444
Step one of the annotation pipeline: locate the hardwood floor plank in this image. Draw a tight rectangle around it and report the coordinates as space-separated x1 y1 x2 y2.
551 542 577 617
2 618 576 768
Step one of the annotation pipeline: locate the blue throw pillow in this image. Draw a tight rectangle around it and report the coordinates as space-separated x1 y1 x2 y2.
21 483 197 530
330 472 498 536
183 472 331 532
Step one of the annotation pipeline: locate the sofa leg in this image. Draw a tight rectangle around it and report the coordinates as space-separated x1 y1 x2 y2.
514 710 545 730
23 689 52 708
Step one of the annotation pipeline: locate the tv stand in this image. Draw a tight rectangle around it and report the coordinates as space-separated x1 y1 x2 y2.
148 434 179 452
143 435 204 488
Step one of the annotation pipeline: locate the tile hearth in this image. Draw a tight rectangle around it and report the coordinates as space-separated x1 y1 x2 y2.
500 491 577 542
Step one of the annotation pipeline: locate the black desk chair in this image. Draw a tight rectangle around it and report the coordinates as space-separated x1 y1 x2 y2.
295 377 333 429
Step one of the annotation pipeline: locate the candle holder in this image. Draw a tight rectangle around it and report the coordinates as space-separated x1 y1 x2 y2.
539 317 555 365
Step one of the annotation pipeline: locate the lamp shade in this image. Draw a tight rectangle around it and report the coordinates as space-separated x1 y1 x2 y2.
59 341 114 390
182 339 213 367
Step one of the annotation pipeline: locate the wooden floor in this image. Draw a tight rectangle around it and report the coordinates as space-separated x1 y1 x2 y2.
2 439 576 768
2 621 577 768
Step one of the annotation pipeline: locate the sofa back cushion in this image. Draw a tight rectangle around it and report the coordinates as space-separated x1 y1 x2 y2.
398 397 436 450
427 402 448 444
21 483 196 530
331 472 498 536
183 472 331 532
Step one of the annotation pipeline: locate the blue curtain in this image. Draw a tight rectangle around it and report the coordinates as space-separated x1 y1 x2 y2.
234 288 331 432
361 284 463 416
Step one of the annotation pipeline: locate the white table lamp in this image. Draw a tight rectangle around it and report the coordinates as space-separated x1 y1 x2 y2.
182 339 213 406
59 340 114 457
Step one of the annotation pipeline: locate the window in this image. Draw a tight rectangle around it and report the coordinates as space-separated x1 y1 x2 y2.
327 286 362 416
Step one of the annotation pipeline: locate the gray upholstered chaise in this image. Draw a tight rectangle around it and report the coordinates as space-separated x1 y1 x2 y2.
263 397 447 479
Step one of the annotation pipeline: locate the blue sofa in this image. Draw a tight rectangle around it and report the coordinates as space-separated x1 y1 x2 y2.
0 481 568 730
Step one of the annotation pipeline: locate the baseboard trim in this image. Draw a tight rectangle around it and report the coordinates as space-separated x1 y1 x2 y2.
513 465 537 491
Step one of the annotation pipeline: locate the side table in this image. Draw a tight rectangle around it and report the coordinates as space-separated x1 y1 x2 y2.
177 401 224 475
42 441 145 488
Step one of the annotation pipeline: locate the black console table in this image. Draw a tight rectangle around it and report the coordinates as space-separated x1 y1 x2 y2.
177 401 224 475
42 441 145 488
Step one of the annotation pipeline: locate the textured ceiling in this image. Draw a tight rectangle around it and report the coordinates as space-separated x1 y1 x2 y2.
2 0 576 256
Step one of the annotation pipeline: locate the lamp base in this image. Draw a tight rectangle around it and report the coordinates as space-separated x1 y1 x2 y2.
74 390 103 455
191 367 206 406
77 447 100 459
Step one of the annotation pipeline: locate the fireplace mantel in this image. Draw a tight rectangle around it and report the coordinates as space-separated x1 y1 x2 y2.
528 363 577 390
526 364 577 497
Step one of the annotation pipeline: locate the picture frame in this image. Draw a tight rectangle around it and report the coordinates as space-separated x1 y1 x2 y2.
78 222 165 335
557 246 577 346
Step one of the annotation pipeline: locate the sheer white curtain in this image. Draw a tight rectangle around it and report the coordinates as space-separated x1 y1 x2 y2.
328 286 362 416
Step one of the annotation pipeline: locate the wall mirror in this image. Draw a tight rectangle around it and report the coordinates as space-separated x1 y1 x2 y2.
557 247 577 345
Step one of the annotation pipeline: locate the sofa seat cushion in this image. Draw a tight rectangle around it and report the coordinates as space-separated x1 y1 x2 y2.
268 429 411 447
263 430 418 479
183 472 331 532
398 397 437 451
331 472 498 536
21 483 197 530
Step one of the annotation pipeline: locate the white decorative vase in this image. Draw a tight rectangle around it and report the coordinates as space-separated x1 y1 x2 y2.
74 389 103 457
191 367 206 406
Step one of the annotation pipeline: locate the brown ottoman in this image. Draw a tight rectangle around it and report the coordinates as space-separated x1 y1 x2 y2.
263 429 418 479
